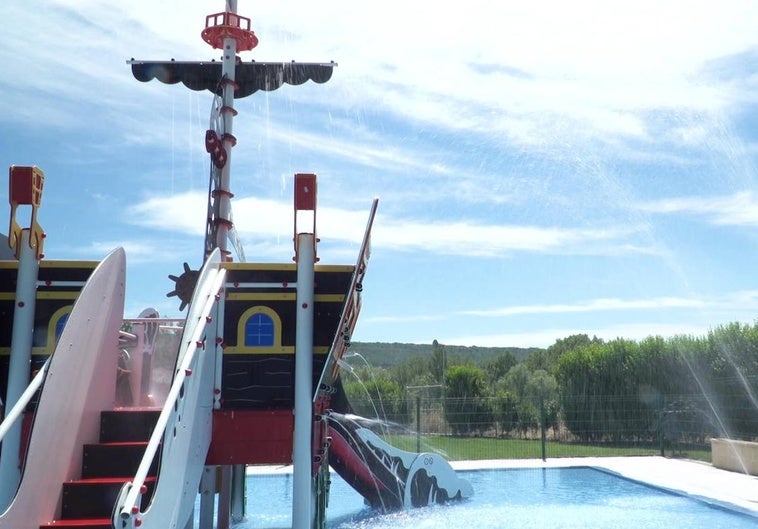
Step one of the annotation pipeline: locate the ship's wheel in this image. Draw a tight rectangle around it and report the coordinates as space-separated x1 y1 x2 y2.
167 262 200 311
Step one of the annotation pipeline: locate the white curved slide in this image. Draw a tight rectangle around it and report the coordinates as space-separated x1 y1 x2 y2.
0 247 126 528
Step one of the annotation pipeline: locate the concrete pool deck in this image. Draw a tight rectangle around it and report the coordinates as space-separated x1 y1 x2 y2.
452 457 758 516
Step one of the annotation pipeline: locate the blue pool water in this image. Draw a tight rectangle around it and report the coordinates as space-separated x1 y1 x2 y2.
209 467 758 529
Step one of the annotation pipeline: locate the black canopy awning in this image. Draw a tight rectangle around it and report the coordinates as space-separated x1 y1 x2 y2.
129 60 336 98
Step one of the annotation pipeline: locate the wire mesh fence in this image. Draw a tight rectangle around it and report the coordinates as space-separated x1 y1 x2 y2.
344 391 758 462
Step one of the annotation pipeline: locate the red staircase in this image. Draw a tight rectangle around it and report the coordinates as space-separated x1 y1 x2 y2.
40 409 161 529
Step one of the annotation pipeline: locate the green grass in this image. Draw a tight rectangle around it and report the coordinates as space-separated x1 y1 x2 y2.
384 434 711 462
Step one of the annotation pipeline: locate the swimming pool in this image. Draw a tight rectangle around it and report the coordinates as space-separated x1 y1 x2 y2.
206 466 757 529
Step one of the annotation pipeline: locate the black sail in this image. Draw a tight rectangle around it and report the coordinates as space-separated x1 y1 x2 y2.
130 60 336 98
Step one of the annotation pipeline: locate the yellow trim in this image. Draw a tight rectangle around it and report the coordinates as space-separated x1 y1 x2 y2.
315 265 354 272
0 260 98 269
1 343 331 356
227 293 295 302
226 293 345 302
47 305 73 353
314 294 346 302
39 260 98 269
0 291 81 301
225 345 293 355
222 262 296 271
236 305 283 353
219 262 353 273
0 347 51 356
223 345 330 355
36 292 82 300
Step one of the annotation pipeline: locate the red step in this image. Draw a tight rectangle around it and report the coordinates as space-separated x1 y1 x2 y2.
82 441 157 478
40 410 160 529
99 408 161 443
61 476 156 519
40 519 111 528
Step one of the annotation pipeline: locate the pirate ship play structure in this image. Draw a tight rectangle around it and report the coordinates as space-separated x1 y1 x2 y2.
0 2 472 528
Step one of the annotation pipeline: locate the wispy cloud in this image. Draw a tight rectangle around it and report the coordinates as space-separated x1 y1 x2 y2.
458 291 758 318
373 219 650 258
82 240 192 265
126 191 654 258
8 0 758 154
361 314 447 325
637 191 758 227
248 120 456 176
361 291 758 347
460 297 707 317
5 1 757 351
280 1 758 149
127 192 207 235
442 322 724 349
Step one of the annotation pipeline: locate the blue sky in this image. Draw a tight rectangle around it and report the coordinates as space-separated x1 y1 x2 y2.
1 0 756 348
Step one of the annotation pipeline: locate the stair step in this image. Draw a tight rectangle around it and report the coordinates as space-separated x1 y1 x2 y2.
61 477 156 519
99 409 161 443
40 518 112 529
82 442 159 478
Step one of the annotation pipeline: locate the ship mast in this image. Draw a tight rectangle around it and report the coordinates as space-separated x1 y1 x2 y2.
201 0 256 262
129 3 337 528
129 2 334 307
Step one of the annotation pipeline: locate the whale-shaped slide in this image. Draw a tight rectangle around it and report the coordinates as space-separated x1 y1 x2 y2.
328 410 473 511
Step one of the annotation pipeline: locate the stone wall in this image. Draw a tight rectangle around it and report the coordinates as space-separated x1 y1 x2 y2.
711 438 758 476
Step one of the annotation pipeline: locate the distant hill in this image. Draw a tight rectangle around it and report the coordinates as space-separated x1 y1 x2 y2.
349 342 543 368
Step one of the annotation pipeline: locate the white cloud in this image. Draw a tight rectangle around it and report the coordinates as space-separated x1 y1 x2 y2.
638 191 758 227
7 0 758 152
441 322 725 349
126 191 654 258
458 291 758 318
292 0 758 147
4 0 757 354
83 240 190 265
364 291 758 347
127 192 207 235
361 314 447 325
372 219 650 258
460 297 705 317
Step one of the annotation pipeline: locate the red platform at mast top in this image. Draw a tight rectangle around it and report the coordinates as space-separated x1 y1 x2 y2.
201 11 259 51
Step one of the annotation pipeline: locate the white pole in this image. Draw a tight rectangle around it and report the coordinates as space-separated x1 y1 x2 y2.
293 233 315 529
214 2 238 260
215 5 239 524
217 465 232 529
198 466 216 529
0 229 40 509
231 463 246 522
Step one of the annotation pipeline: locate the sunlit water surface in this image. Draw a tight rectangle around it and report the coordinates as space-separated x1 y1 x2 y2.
196 467 757 529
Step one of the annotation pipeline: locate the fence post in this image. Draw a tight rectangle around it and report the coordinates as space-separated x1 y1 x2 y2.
416 395 421 453
540 396 547 462
658 396 665 457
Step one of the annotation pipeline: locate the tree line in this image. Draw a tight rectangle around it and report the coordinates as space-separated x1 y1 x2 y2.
341 322 758 443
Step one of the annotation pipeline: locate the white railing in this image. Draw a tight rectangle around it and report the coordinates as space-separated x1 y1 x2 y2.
0 357 50 444
114 265 226 528
315 198 378 398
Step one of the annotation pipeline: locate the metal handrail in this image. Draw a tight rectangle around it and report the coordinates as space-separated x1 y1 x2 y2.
115 268 226 523
0 357 50 444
